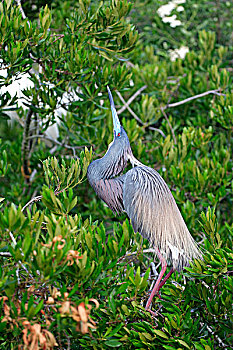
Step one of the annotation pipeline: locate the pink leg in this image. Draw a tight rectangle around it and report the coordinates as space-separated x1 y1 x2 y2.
145 251 167 310
157 268 174 292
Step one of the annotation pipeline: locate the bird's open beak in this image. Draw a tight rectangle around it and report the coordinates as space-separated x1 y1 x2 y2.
107 86 121 136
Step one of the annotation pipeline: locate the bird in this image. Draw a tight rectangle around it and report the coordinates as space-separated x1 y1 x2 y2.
87 86 202 312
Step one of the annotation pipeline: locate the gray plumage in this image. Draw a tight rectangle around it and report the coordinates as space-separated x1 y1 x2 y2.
87 87 201 307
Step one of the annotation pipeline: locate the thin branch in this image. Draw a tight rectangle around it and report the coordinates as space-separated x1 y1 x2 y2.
21 109 33 181
21 183 76 212
27 134 85 156
15 0 27 20
51 34 64 45
115 90 144 124
164 89 225 109
161 108 177 144
205 324 227 348
21 195 43 212
148 127 166 138
9 231 34 281
116 90 166 138
9 231 17 246
126 248 155 256
117 85 147 115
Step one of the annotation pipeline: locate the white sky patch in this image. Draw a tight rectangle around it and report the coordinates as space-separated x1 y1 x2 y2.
0 73 34 107
157 0 186 27
173 0 186 4
0 67 79 142
177 6 184 12
157 3 176 17
170 19 182 27
169 46 189 61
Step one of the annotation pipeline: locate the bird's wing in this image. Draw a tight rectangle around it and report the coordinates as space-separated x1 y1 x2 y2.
123 166 201 270
92 175 125 214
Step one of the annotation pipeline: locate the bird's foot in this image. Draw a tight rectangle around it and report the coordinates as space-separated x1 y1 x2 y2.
145 304 162 317
145 307 157 317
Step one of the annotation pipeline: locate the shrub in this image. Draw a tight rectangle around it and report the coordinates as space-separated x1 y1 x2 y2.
0 0 232 349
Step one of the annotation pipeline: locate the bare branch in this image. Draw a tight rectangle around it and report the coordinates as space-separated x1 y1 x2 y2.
117 85 147 115
21 195 42 212
15 0 27 20
9 231 35 281
27 134 85 157
148 127 166 138
164 89 225 109
21 109 33 181
161 108 177 144
116 90 166 138
9 231 17 246
21 183 74 212
115 90 144 125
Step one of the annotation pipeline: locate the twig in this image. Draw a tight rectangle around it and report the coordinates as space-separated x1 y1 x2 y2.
116 78 175 140
21 195 43 212
51 34 64 45
159 89 225 144
127 248 155 256
150 261 159 277
115 90 144 124
9 231 17 246
166 77 182 105
27 134 85 157
116 90 167 138
21 184 73 212
164 89 225 109
148 127 166 138
21 109 33 181
161 108 177 144
205 324 227 348
15 0 27 20
9 231 34 281
117 85 147 115
0 252 11 256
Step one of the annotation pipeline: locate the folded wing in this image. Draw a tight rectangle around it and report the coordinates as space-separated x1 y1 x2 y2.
123 166 201 270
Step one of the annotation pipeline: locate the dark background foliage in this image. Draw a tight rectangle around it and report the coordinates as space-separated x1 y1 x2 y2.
0 0 232 349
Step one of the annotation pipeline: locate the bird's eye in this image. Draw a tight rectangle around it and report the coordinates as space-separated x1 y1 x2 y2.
117 132 121 137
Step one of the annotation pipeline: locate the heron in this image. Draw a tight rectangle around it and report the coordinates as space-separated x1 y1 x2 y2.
87 86 202 311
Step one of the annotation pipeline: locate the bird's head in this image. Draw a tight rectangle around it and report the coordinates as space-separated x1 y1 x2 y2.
107 86 131 149
107 86 125 140
87 87 133 180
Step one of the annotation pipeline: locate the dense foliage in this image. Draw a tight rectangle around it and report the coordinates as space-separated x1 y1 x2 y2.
0 0 232 349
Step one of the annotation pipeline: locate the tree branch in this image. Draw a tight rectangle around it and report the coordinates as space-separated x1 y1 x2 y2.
15 0 27 20
148 127 166 138
116 90 166 138
115 90 144 125
27 134 85 157
8 231 35 282
21 195 43 212
161 108 177 144
21 109 33 181
117 85 147 115
164 89 225 109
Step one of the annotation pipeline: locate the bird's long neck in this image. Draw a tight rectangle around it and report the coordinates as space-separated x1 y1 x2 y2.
88 146 131 182
87 140 143 213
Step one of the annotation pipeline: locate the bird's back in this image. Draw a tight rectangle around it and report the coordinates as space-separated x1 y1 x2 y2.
123 165 201 271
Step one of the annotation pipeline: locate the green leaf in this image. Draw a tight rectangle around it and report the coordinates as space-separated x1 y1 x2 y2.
176 339 191 349
104 339 122 347
154 329 169 339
